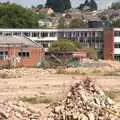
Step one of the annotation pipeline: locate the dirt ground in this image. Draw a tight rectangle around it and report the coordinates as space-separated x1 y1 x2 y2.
0 68 120 119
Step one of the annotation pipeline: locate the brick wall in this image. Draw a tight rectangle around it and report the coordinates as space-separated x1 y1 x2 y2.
0 47 44 67
104 29 114 60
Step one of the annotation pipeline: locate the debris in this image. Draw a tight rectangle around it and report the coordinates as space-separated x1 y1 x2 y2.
0 101 41 120
48 78 120 120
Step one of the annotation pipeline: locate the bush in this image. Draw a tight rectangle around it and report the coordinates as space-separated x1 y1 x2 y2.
49 39 80 52
81 47 98 60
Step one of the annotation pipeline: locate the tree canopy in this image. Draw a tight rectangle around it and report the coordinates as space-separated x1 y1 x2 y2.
111 1 120 10
45 0 71 13
78 0 97 11
112 20 120 27
0 2 41 28
49 39 79 52
69 18 87 28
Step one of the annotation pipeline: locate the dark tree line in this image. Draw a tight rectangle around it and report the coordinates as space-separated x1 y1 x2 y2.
46 0 71 13
78 0 97 11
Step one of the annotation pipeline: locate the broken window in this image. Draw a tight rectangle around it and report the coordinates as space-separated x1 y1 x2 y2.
0 51 8 60
18 52 30 58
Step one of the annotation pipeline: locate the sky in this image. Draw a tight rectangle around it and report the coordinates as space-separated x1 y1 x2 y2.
0 0 119 9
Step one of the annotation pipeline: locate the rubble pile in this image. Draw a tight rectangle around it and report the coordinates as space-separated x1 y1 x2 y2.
0 101 41 120
48 78 120 120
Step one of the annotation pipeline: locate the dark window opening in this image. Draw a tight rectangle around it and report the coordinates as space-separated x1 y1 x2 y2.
115 43 120 48
18 52 30 58
114 54 120 61
114 31 120 36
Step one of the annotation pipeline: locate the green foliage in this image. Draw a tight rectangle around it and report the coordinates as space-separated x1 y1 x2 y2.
69 19 87 28
58 17 65 28
111 1 120 10
78 0 97 11
49 39 79 52
45 0 71 13
0 3 41 28
112 20 120 27
82 47 98 60
89 0 97 11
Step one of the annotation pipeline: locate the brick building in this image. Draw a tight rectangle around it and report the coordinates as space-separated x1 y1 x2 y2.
0 36 43 67
0 28 120 61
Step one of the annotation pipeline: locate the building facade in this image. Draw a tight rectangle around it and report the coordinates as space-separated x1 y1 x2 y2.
0 28 119 60
0 36 43 67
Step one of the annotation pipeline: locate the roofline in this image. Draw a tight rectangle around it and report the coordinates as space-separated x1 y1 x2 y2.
24 36 42 48
0 28 104 32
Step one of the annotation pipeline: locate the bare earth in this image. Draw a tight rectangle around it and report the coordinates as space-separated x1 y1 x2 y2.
0 68 120 119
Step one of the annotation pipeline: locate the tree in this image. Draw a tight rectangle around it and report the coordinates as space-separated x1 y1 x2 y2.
49 39 79 52
112 20 120 27
89 0 97 10
82 47 98 60
78 0 97 11
64 0 71 10
45 0 71 13
69 19 87 28
58 17 65 28
111 1 120 10
0 3 41 28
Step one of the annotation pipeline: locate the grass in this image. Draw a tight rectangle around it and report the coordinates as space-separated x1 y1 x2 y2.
103 70 120 76
105 90 120 101
56 68 120 76
19 94 64 104
56 69 87 75
19 96 52 104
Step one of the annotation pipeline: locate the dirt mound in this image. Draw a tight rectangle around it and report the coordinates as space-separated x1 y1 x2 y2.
0 101 41 120
48 78 120 120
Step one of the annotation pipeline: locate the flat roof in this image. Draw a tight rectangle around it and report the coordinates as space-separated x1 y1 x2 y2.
0 28 104 32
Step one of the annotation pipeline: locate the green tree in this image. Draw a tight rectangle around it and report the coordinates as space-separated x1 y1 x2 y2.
78 0 97 11
64 0 71 10
111 1 120 10
82 47 98 60
0 3 41 28
45 0 71 13
89 0 97 10
112 20 120 27
49 39 79 52
58 17 65 28
69 19 87 28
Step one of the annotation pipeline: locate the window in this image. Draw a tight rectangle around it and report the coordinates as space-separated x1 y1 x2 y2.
0 51 8 60
13 32 21 36
114 43 120 48
23 32 30 37
114 31 120 36
0 32 2 36
41 32 48 37
32 32 39 37
114 54 120 61
18 52 30 58
4 32 12 36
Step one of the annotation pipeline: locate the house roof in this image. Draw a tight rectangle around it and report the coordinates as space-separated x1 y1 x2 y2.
0 36 41 48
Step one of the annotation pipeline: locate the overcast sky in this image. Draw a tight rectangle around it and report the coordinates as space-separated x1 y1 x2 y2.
0 0 118 9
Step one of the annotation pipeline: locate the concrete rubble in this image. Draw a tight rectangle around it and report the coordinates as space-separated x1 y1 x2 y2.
48 78 120 120
0 101 41 120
